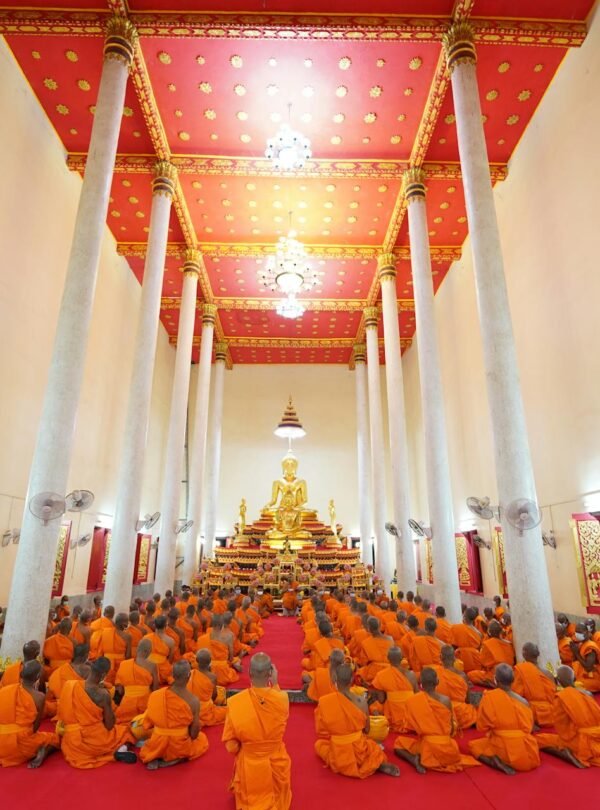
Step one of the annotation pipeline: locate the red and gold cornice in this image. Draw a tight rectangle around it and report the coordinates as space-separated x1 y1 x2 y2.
0 9 587 47
161 296 415 313
176 335 412 350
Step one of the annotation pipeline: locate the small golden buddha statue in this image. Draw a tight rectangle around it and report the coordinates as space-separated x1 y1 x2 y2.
329 499 336 532
239 498 247 532
265 452 311 540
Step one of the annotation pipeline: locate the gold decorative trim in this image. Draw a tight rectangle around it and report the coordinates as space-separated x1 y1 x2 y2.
182 248 201 277
443 22 477 72
104 16 137 68
353 343 367 364
377 252 396 281
364 306 379 330
214 341 228 362
152 159 176 198
202 303 218 325
403 167 427 203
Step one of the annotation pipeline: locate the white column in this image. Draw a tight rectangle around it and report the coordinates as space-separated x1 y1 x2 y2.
103 161 176 613
404 169 462 623
153 250 201 596
182 304 217 585
364 309 392 587
203 342 228 558
352 345 373 567
444 23 558 663
1 18 137 657
378 255 418 593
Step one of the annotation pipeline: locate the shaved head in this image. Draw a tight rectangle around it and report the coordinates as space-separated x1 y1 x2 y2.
250 653 272 684
58 618 72 634
441 644 455 664
522 642 539 661
115 612 128 629
334 663 353 688
91 657 111 680
556 665 575 688
104 605 115 619
329 649 345 668
22 640 40 660
424 617 437 634
495 663 514 687
367 616 380 633
420 667 438 690
172 660 191 684
388 646 403 666
196 649 211 669
73 644 89 663
487 620 502 638
154 615 167 630
21 660 42 685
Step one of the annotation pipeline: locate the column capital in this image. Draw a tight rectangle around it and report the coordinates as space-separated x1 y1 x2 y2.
403 167 427 205
377 253 396 282
443 22 477 73
202 303 218 325
183 248 201 277
364 307 379 330
353 343 367 364
214 341 228 362
104 16 137 68
152 160 177 199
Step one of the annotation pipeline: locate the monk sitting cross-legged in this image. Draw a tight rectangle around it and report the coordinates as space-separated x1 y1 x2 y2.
411 618 444 674
513 642 557 727
469 621 515 687
370 646 418 732
222 653 292 809
145 615 175 685
315 663 400 778
89 606 115 660
98 612 131 684
394 667 480 773
302 620 345 672
0 641 41 689
450 607 483 674
114 638 157 723
127 610 147 658
203 614 242 686
536 665 600 768
469 663 540 774
70 609 92 648
46 643 90 719
177 605 200 654
557 622 575 665
188 650 227 726
303 648 346 702
0 661 59 768
140 659 209 770
432 645 477 730
43 618 74 677
356 617 394 686
58 657 136 768
570 623 600 692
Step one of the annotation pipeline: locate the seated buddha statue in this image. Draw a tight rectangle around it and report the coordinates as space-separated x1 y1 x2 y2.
264 452 311 540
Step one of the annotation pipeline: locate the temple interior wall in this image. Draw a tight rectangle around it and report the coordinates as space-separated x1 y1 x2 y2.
403 9 600 618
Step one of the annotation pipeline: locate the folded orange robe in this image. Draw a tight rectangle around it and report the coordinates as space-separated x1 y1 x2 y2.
450 624 483 672
411 636 443 674
348 628 369 663
512 662 556 726
70 624 87 646
140 687 208 764
222 687 291 810
558 637 575 665
398 601 415 615
212 598 227 614
188 670 226 726
302 637 344 672
574 641 600 692
412 609 430 629
342 614 362 642
435 618 453 645
235 609 259 644
89 617 113 659
0 661 22 688
394 692 480 772
165 627 184 661
145 632 173 684
469 689 540 771
43 634 74 676
176 618 198 654
383 620 406 644
315 691 386 778
432 666 477 729
258 594 274 616
536 687 600 766
114 659 153 722
127 624 145 657
469 638 515 685
208 638 240 686
58 679 133 768
371 666 414 732
281 592 298 613
356 636 393 684
98 627 128 683
46 662 85 717
0 684 59 767
306 667 336 702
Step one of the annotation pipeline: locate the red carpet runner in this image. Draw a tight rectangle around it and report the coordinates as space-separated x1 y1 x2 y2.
2 615 598 809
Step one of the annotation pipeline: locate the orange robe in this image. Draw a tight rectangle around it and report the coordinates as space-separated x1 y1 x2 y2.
258 594 274 616
165 627 184 661
536 687 600 766
0 661 22 688
114 659 153 722
145 632 173 684
357 636 393 684
89 617 113 659
58 679 133 768
469 637 515 685
188 670 227 726
302 637 344 672
435 618 453 645
412 609 431 629
70 623 88 646
213 598 227 614
558 636 575 665
235 608 259 644
383 619 406 644
46 662 85 717
98 627 128 683
513 662 556 726
140 687 209 764
281 591 298 613
469 690 540 771
315 691 386 778
411 635 443 674
42 634 73 676
450 624 483 672
207 638 239 686
371 666 414 732
176 618 198 654
432 666 477 729
306 667 336 702
127 624 145 657
574 640 600 692
222 687 291 810
0 684 58 766
394 692 480 772
399 600 415 615
348 628 368 662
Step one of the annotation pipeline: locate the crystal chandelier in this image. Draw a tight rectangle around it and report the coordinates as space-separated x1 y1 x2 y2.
276 295 305 319
265 105 312 171
257 231 322 319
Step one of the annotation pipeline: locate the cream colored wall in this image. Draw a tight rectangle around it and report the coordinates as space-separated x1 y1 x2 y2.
0 38 175 603
403 8 600 616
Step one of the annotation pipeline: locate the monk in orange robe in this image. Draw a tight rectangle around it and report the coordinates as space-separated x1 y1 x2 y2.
304 649 345 702
177 605 200 653
281 587 299 616
0 641 41 688
145 615 175 684
222 653 293 808
537 665 600 768
89 606 115 660
188 650 226 726
315 663 399 778
127 610 147 657
302 621 344 672
411 618 444 674
370 646 417 732
513 642 556 726
205 614 241 686
348 608 370 662
114 638 157 723
399 614 419 668
139 660 208 769
411 597 432 629
493 596 505 621
398 590 416 615
0 661 59 767
469 663 540 774
70 609 92 647
58 657 136 768
91 596 102 621
451 607 483 673
394 668 480 773
224 609 251 660
469 621 515 687
557 622 575 665
176 592 192 616
432 645 477 729
43 618 74 677
434 606 453 644
571 624 600 692
166 608 187 661
46 643 90 718
98 612 131 684
356 617 394 685
212 590 228 615
383 610 407 645
257 589 274 617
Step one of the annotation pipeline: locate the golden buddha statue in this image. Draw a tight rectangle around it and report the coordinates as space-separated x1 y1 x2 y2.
264 451 312 541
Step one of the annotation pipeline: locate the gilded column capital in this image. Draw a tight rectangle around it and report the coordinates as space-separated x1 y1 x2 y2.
377 253 396 282
183 248 201 277
104 16 137 68
364 307 379 330
442 22 477 73
353 343 367 364
152 160 177 199
202 303 218 325
403 167 427 205
214 342 228 362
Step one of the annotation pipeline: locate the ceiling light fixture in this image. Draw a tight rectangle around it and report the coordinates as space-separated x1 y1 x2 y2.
265 103 312 171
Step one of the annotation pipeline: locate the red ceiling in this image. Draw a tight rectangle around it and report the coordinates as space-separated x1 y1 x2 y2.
2 0 594 364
